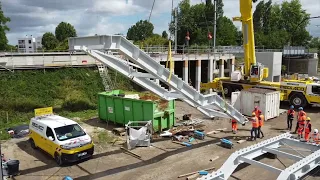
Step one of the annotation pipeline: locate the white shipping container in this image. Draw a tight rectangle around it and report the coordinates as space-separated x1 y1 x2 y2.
232 88 280 120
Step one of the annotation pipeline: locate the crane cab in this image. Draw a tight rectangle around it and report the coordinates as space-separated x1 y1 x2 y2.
249 63 268 83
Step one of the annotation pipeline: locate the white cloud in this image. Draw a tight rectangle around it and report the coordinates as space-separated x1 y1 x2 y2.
3 0 319 45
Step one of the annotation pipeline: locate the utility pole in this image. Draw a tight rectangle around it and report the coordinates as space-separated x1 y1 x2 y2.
213 0 217 52
174 7 178 53
0 143 3 180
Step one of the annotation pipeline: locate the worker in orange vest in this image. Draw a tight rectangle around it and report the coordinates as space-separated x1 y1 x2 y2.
252 106 262 117
231 119 238 134
304 117 312 142
257 114 264 139
250 112 259 141
294 107 307 134
312 129 319 144
287 105 295 131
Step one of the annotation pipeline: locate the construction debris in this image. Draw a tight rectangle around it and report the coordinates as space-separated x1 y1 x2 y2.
178 167 215 178
220 139 233 149
120 147 141 158
206 130 219 135
172 141 192 147
237 139 246 144
186 173 199 180
183 114 192 120
194 130 205 140
216 128 227 132
209 156 220 162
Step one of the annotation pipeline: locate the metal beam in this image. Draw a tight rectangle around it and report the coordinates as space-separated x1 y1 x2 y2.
239 156 283 174
263 147 303 161
130 72 155 78
197 133 320 180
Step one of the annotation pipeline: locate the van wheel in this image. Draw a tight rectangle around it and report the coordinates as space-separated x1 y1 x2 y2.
29 139 37 149
55 153 63 166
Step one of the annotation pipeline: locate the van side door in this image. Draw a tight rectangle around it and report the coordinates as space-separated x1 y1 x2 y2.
44 127 58 156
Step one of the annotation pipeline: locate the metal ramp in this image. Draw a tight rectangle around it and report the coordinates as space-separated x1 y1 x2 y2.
198 133 320 180
68 35 248 124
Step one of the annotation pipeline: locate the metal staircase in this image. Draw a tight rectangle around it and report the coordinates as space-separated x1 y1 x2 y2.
68 35 248 124
97 63 113 91
198 133 320 180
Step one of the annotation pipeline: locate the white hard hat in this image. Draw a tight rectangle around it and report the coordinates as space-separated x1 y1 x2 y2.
314 129 319 134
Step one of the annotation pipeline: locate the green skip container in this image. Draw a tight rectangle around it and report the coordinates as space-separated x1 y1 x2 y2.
98 90 176 132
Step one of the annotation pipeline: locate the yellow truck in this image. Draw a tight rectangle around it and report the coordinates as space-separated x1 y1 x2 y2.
201 77 320 108
200 0 320 108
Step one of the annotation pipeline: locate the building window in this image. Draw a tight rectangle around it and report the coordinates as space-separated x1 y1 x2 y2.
18 40 25 44
29 46 32 49
28 40 32 44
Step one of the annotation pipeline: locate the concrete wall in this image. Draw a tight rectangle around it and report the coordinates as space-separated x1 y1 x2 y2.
0 55 97 67
282 54 318 76
256 52 282 82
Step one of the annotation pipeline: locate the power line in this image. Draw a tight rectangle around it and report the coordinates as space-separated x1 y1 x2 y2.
148 0 156 22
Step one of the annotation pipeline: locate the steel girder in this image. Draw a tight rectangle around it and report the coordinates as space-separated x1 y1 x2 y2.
68 35 248 124
197 133 320 180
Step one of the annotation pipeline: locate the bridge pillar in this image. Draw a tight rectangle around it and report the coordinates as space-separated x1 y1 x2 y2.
208 58 214 93
196 60 201 92
219 59 224 77
183 60 188 84
229 58 235 76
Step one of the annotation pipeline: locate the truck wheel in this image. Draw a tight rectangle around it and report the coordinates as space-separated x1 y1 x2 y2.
55 153 63 166
29 139 37 149
289 93 308 108
232 85 243 92
222 84 232 97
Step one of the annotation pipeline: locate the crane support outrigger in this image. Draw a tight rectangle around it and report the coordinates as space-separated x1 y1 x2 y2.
201 0 320 108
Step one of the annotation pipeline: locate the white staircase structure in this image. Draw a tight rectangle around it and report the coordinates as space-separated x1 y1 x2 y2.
68 35 248 124
198 133 320 180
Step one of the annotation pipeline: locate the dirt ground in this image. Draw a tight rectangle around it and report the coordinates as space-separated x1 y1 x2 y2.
2 101 320 180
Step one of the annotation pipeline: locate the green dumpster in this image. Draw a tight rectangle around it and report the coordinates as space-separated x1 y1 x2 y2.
98 90 175 132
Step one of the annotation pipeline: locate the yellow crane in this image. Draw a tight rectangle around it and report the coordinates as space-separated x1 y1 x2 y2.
201 0 320 108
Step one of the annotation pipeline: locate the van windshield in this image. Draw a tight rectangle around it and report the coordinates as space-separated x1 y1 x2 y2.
54 124 86 141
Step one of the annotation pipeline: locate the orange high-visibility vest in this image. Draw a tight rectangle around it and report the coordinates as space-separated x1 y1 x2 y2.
305 122 311 133
259 115 264 127
287 109 295 116
298 111 307 121
252 117 259 128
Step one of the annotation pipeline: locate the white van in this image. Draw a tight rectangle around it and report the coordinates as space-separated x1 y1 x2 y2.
29 114 94 165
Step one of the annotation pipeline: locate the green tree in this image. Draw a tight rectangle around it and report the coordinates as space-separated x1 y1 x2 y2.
216 16 238 46
253 1 264 32
309 37 320 49
55 22 77 42
42 32 58 50
0 2 11 51
169 0 230 46
127 20 154 42
162 31 168 39
280 0 311 46
252 0 311 48
139 34 169 46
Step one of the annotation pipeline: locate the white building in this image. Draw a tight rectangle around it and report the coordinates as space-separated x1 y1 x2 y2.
17 35 42 53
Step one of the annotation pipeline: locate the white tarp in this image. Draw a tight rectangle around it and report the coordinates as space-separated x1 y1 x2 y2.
129 126 147 141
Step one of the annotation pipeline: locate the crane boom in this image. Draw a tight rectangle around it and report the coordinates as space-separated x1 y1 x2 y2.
233 0 256 77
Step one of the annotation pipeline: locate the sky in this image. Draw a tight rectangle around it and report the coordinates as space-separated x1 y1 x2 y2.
2 0 320 45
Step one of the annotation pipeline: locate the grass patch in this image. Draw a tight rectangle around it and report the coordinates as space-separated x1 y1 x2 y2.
0 67 135 140
96 131 115 144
